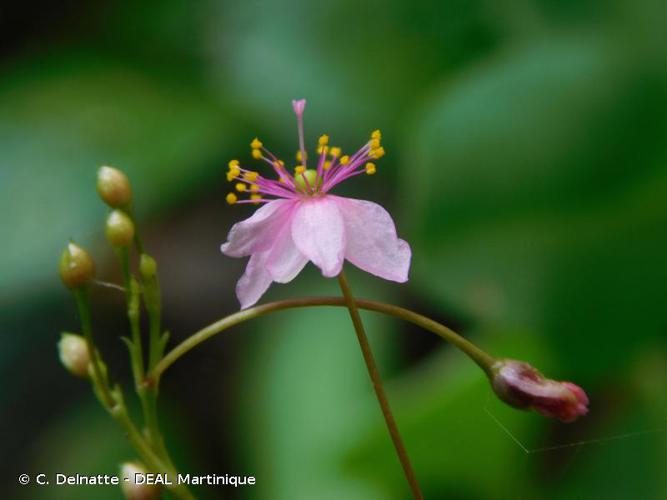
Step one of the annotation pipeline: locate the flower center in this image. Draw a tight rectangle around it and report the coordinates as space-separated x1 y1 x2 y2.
294 168 321 194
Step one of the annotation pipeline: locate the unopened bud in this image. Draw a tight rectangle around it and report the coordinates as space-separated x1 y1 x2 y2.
97 166 132 208
58 333 91 377
105 210 135 248
120 462 160 500
59 242 96 289
139 254 157 279
490 359 589 423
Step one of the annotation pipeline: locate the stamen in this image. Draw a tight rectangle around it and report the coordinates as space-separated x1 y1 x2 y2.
235 183 247 192
226 193 238 205
369 146 385 159
365 163 376 175
340 155 350 165
292 99 308 168
226 169 240 182
250 194 262 204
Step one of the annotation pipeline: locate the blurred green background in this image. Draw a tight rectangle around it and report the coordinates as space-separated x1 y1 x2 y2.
2 0 666 498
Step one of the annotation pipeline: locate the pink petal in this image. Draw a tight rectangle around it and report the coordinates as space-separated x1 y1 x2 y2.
236 251 273 309
291 197 345 277
221 199 294 257
266 214 308 283
334 196 411 282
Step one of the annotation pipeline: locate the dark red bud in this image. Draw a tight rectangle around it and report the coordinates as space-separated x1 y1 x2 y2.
491 359 589 423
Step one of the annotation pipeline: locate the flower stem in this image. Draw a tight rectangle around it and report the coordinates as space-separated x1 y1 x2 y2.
73 288 115 408
117 246 174 470
110 392 195 500
336 271 423 500
150 297 495 381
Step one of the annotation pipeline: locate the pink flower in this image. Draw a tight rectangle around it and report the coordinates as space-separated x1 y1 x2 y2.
221 99 411 308
490 359 589 423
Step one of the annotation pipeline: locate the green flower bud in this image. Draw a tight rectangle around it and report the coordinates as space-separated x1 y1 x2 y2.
59 242 96 289
105 210 135 248
97 166 132 208
120 462 160 500
139 254 157 280
58 333 91 377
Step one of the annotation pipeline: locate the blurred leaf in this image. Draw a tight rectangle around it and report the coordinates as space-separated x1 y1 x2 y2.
207 0 500 147
15 401 128 500
0 52 234 304
406 34 667 380
347 329 551 499
235 278 398 500
550 345 667 500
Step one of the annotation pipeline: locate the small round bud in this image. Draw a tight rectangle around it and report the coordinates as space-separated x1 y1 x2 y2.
97 166 132 208
120 462 160 500
105 210 135 248
294 168 320 192
58 333 91 377
59 242 96 289
139 254 157 279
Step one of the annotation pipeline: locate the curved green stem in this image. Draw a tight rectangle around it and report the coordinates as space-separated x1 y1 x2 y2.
337 271 423 500
150 296 496 382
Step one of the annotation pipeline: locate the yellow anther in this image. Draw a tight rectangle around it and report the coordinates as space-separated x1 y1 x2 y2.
226 193 238 205
371 129 381 140
228 159 240 169
226 168 240 182
250 194 262 204
369 146 385 159
369 138 381 149
250 184 260 193
296 150 307 162
365 162 376 175
329 147 341 157
273 160 285 169
318 134 329 146
243 171 259 182
340 155 350 165
294 165 306 174
235 183 247 192
279 177 287 183
323 160 332 170
251 148 263 160
250 138 263 149
317 145 329 155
